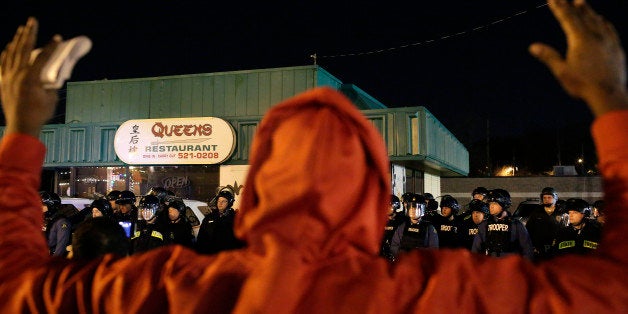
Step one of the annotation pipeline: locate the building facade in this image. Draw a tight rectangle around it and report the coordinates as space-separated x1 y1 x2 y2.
21 65 468 207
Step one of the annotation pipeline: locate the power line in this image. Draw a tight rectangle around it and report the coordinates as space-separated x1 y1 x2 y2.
314 3 548 61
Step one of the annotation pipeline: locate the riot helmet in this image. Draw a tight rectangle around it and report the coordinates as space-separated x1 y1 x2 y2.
216 190 235 208
469 199 489 224
564 198 591 217
40 191 61 213
440 195 461 214
540 187 558 207
106 190 121 202
486 189 512 210
540 187 558 199
148 186 169 204
471 187 488 200
565 198 590 227
116 190 136 205
423 193 439 213
167 199 187 221
89 198 113 218
390 194 401 216
404 193 426 222
138 195 160 221
468 199 489 215
592 200 605 218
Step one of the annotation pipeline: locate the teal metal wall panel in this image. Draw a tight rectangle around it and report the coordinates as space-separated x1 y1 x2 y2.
363 113 388 143
67 66 323 123
66 127 90 162
40 128 61 163
270 71 285 106
190 76 205 117
94 125 120 163
224 75 237 117
61 66 468 175
213 75 227 116
231 120 260 163
257 72 272 114
246 73 259 116
234 74 248 117
201 76 216 116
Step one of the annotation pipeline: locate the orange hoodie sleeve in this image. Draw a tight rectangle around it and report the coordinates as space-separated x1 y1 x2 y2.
0 134 49 270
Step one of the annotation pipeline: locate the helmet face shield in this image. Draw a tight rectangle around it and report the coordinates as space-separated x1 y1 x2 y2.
140 206 157 221
406 202 425 220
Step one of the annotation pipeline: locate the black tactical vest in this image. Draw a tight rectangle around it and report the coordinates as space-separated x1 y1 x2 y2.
485 216 513 255
399 221 429 251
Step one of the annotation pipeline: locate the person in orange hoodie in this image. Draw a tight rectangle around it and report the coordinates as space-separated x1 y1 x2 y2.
0 0 627 312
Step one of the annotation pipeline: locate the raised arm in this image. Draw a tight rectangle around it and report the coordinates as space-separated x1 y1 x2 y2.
0 17 61 136
529 0 628 116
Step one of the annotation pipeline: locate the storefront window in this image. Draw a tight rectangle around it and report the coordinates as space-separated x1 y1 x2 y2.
50 165 219 201
57 168 71 197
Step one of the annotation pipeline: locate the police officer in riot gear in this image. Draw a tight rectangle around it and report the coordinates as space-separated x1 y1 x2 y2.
113 190 138 237
472 189 534 260
553 198 602 256
458 199 489 250
161 198 194 248
526 187 566 261
131 195 169 254
423 193 439 223
472 187 489 201
431 195 461 249
41 191 72 257
106 190 121 214
196 190 245 254
88 198 114 219
389 193 438 259
456 187 489 224
380 194 405 261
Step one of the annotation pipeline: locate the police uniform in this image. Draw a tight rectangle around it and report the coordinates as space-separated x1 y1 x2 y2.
525 204 563 261
553 222 602 255
552 198 602 256
195 208 245 255
131 220 169 254
458 217 481 250
472 211 534 260
389 218 438 258
431 214 459 249
162 217 194 248
44 214 72 257
380 214 405 260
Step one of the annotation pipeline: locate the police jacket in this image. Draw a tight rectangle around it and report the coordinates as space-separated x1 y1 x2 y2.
44 214 71 257
162 217 194 248
472 210 534 260
131 220 169 255
2 90 628 313
525 205 563 260
380 214 405 259
431 214 459 249
390 218 438 257
457 218 482 251
553 222 602 256
195 208 244 255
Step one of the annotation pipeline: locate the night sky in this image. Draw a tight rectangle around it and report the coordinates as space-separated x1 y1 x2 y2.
1 1 626 175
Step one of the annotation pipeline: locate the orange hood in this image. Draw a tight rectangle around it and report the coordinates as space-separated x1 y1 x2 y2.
235 87 391 259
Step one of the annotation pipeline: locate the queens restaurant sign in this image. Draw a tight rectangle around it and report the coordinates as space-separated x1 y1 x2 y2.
114 117 236 165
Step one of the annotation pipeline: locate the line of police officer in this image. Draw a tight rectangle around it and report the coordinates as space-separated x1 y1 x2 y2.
380 187 602 263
